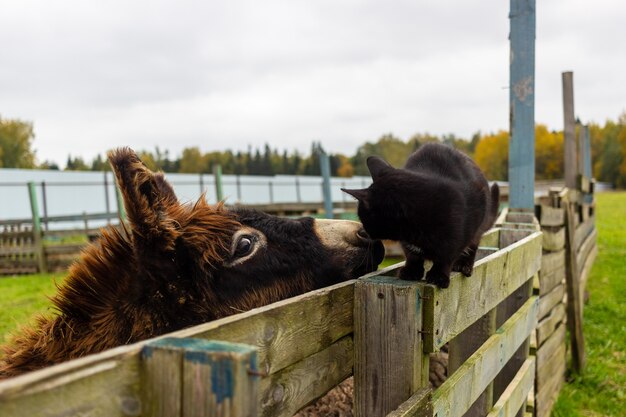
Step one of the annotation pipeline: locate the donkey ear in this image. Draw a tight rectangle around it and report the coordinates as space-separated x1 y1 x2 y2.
341 188 371 209
366 156 393 181
108 148 180 250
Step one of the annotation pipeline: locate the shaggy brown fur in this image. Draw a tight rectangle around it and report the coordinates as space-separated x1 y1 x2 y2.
0 148 383 380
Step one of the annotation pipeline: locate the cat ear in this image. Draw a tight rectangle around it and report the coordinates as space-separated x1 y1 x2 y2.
366 156 393 181
341 188 370 208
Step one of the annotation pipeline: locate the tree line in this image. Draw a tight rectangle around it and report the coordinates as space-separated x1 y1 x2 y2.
2 113 626 187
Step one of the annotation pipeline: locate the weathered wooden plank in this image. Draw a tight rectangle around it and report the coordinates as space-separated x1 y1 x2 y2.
499 228 536 247
535 346 565 417
538 283 565 320
536 341 566 393
423 231 542 352
541 227 565 251
536 304 566 347
538 205 564 227
486 358 535 417
0 246 36 256
448 309 496 417
0 280 355 415
540 250 565 277
564 199 586 373
175 279 354 375
536 324 566 372
387 388 433 417
539 265 565 296
480 228 501 248
354 276 427 417
0 344 142 417
260 335 353 417
477 247 499 261
506 212 535 224
573 216 595 251
44 244 86 255
430 296 539 417
579 245 598 306
576 228 597 273
493 280 533 408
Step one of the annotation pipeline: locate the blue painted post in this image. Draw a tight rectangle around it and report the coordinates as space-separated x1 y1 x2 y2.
319 152 333 218
142 338 258 417
509 0 536 210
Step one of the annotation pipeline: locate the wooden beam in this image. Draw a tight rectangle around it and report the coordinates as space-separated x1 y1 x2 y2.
354 276 428 417
259 336 353 417
386 388 433 417
448 309 496 417
423 231 542 352
538 205 564 227
486 358 535 417
541 227 565 251
536 304 566 347
563 71 577 189
538 283 565 320
564 200 586 372
431 297 539 417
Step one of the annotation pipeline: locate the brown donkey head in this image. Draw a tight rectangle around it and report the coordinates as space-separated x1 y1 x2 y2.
0 148 384 378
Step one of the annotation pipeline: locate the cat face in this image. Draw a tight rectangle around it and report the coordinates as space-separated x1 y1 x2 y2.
341 156 401 240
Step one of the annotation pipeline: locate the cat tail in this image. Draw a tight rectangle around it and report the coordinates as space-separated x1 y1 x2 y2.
489 183 500 218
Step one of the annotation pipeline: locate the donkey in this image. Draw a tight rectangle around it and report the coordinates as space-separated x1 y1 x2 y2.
0 148 384 379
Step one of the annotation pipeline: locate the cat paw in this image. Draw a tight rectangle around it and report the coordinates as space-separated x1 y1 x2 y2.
453 261 474 277
398 266 421 281
460 265 473 277
426 274 450 289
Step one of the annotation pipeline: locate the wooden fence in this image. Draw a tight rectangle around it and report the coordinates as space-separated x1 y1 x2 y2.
0 221 544 417
0 213 119 275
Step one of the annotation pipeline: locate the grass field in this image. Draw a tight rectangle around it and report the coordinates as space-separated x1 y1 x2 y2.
552 191 626 417
0 193 624 417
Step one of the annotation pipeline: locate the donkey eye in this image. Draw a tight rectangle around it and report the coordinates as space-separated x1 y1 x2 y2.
234 236 254 257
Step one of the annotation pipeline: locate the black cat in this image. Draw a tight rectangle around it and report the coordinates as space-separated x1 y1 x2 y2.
342 142 499 288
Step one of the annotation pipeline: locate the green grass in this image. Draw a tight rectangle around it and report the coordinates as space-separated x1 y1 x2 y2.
552 191 626 417
0 273 61 344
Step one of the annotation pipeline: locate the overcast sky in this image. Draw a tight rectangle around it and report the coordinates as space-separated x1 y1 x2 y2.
1 0 624 167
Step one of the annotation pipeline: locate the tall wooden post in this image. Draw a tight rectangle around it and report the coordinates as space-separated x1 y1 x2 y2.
27 182 47 273
40 181 49 231
562 71 577 189
213 164 224 202
319 152 333 219
509 0 536 210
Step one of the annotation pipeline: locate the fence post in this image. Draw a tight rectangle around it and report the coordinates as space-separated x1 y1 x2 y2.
27 182 48 273
563 71 577 189
40 181 49 231
114 180 127 222
354 277 429 416
295 177 302 203
582 126 592 179
213 164 224 203
236 175 242 202
142 337 259 417
319 152 333 219
268 182 274 204
508 0 536 210
103 172 111 225
199 173 205 195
